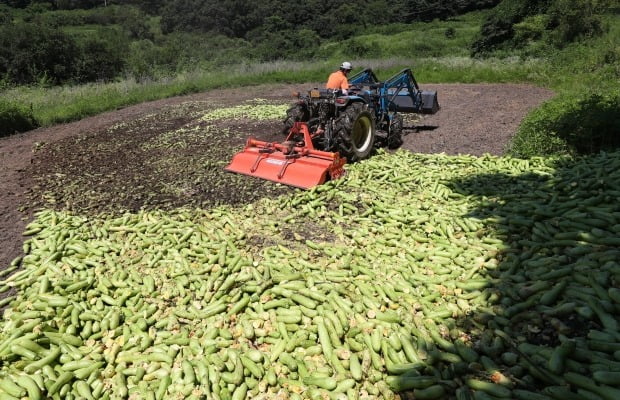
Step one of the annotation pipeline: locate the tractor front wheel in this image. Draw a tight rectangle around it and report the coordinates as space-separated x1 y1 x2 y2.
387 114 404 149
334 103 375 162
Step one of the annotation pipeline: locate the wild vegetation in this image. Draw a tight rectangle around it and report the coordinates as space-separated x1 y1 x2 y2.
470 0 620 157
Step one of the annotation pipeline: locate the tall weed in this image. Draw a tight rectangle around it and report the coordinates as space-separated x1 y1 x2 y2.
0 100 38 137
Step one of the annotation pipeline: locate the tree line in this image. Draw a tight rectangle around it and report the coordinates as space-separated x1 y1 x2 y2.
0 0 611 87
157 0 500 39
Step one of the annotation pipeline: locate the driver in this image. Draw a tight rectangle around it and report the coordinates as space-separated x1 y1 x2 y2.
326 61 352 95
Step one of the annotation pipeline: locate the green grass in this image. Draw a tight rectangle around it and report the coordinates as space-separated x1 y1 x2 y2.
2 64 317 127
4 54 548 128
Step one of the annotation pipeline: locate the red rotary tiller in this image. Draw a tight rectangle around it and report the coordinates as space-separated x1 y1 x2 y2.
226 68 439 189
225 122 346 189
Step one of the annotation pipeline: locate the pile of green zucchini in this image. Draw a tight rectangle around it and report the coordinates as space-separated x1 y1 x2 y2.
1 149 619 400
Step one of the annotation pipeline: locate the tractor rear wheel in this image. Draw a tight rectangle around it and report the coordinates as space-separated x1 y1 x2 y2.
282 104 308 135
334 103 375 162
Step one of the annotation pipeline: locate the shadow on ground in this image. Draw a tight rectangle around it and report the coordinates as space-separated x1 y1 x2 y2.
438 151 620 397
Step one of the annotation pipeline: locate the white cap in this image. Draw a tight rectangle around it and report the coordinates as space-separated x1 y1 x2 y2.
340 61 352 70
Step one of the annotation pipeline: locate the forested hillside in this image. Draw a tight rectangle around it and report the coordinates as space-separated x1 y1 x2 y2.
1 0 500 86
157 0 499 38
0 0 614 87
0 0 617 156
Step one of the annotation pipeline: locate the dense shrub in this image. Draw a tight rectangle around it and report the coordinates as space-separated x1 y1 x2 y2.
52 0 103 10
470 0 607 56
0 23 80 84
0 20 130 84
0 4 12 24
470 0 551 55
251 29 321 61
546 0 604 47
24 8 86 26
124 40 162 79
0 100 38 137
513 14 548 43
3 0 31 8
509 92 620 157
123 32 251 79
75 30 127 82
247 17 321 61
22 5 146 27
159 0 499 39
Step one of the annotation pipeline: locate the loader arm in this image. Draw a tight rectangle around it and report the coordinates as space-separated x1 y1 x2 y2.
349 68 379 86
380 69 421 113
383 68 420 91
382 68 439 115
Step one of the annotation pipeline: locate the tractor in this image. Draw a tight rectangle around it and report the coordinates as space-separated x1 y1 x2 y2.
225 68 439 189
281 68 440 162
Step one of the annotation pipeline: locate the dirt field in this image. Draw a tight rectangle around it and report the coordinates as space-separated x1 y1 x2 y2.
0 83 554 270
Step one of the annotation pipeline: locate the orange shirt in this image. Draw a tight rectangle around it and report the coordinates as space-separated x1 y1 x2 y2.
326 70 349 90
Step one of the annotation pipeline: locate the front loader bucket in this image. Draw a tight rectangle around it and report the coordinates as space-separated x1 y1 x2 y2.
225 139 346 189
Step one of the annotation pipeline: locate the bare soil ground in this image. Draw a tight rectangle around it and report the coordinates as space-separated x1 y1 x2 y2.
0 83 554 270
